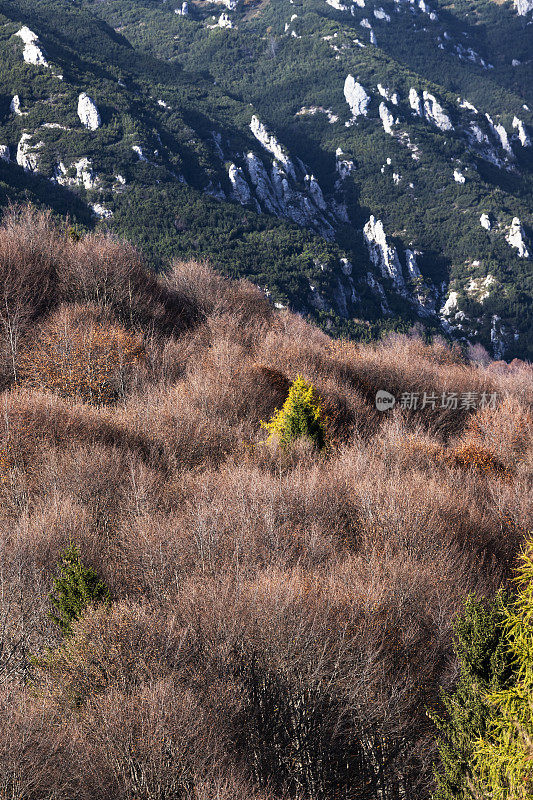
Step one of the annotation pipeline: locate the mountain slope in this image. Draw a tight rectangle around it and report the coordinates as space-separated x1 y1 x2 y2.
0 0 531 355
0 207 531 799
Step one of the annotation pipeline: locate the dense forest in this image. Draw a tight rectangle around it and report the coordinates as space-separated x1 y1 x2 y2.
0 206 531 799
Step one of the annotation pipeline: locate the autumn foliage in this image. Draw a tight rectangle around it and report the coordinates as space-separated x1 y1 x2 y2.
18 305 145 404
447 441 508 478
0 207 530 800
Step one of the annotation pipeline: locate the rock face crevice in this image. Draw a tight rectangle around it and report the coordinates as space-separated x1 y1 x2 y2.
364 215 405 290
410 87 453 131
227 115 352 238
250 115 295 177
363 217 438 316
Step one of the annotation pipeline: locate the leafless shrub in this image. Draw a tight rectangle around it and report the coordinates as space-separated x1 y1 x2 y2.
0 206 529 800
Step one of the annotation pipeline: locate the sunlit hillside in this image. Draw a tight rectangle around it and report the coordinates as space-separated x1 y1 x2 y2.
0 207 531 800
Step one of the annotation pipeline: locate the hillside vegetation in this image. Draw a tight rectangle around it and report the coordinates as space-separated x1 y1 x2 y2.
0 0 531 355
0 206 531 799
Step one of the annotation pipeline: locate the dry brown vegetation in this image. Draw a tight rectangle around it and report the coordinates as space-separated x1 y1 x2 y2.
0 206 531 800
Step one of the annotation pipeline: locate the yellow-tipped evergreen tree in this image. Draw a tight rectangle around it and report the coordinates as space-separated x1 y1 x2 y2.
262 375 325 449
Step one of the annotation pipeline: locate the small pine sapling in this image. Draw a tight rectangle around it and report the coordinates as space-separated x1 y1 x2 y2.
262 375 325 449
49 544 111 636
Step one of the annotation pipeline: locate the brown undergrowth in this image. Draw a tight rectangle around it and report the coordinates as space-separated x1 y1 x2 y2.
0 206 531 800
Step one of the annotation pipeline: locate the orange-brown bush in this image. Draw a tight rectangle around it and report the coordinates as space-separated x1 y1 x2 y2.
18 304 145 404
447 441 508 478
0 206 531 800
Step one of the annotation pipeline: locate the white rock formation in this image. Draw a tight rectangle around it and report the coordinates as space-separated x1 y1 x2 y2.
91 204 113 219
506 217 529 258
344 76 370 121
494 123 511 153
485 114 512 154
374 7 390 20
270 160 291 203
326 0 349 10
14 26 37 45
369 29 377 44
480 213 491 230
132 145 148 162
296 106 338 123
515 0 533 14
441 290 458 316
0 146 10 162
458 98 478 114
212 0 238 8
466 274 495 302
16 133 44 172
14 27 49 67
379 102 395 135
363 216 404 289
423 91 453 131
335 148 354 180
410 88 452 130
53 158 98 190
377 84 399 104
250 116 295 177
228 163 251 203
78 93 101 131
175 2 189 14
469 123 489 145
512 117 531 147
360 17 372 27
409 87 423 116
245 153 277 213
305 174 327 210
217 12 233 27
405 249 421 280
453 169 465 183
10 95 23 116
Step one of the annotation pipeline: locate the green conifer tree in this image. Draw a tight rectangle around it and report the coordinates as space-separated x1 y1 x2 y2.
430 592 514 800
472 540 533 800
49 544 111 636
261 375 325 449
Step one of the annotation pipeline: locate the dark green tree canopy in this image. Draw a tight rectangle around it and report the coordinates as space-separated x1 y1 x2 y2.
49 544 111 637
